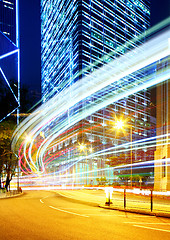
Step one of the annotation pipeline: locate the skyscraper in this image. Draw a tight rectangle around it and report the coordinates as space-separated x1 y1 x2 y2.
0 0 17 43
41 0 152 185
0 0 19 122
154 60 170 191
41 0 150 102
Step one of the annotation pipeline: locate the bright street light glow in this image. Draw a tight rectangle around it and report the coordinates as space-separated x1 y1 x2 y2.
89 147 93 153
11 25 169 176
25 135 32 143
79 144 86 151
115 120 124 129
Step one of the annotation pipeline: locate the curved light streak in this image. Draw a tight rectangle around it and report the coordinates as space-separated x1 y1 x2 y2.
12 25 170 177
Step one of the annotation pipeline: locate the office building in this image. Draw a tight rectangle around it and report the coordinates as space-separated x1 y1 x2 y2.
154 59 170 191
41 0 152 185
0 0 19 121
41 0 150 101
0 0 16 43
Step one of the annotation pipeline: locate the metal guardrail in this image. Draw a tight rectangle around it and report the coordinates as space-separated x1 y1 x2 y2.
104 187 170 213
57 186 170 214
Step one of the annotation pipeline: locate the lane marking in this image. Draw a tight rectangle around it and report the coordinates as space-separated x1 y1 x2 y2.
54 207 95 210
40 194 89 217
40 195 49 204
49 205 89 218
134 225 170 233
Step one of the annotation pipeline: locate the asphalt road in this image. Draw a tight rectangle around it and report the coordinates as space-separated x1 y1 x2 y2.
0 191 170 240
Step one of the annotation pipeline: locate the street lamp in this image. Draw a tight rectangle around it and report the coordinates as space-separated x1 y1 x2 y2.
115 119 124 130
16 134 32 192
114 120 133 188
25 134 32 143
78 143 93 185
78 143 86 185
79 143 86 151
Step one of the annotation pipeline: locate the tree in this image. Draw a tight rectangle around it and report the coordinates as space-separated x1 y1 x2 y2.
0 120 18 190
0 80 38 189
96 176 108 185
0 145 3 188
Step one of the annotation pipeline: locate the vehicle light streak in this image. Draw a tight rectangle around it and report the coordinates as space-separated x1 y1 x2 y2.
11 24 170 183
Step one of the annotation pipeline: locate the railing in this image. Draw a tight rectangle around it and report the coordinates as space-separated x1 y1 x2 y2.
105 187 170 213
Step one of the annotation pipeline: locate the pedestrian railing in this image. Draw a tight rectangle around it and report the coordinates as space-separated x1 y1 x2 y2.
105 187 170 213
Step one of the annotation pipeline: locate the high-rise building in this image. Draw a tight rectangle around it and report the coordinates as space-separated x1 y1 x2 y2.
0 0 19 122
0 0 17 43
41 0 150 102
41 0 152 185
154 60 170 191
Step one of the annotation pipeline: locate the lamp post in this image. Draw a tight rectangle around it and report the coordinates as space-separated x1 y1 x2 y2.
78 143 86 185
115 120 133 188
78 143 93 186
130 125 133 188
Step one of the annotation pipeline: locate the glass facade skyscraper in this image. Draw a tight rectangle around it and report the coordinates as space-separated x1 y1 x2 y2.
41 0 150 102
41 0 152 185
0 0 16 43
0 0 19 122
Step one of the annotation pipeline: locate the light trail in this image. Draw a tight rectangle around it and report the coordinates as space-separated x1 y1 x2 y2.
11 22 170 181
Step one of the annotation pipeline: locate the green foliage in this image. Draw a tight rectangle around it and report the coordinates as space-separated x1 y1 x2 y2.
96 176 108 185
0 119 16 139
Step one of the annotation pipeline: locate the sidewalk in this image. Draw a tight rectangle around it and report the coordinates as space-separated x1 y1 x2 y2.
0 189 23 199
56 189 170 218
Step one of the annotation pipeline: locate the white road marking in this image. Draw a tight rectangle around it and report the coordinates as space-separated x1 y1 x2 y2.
49 205 89 218
40 195 49 204
55 207 95 210
134 225 170 233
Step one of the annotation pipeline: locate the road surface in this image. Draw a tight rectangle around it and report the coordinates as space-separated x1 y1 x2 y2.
0 191 169 240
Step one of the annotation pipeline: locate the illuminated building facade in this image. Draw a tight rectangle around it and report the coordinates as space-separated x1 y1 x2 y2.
41 0 152 185
41 0 150 101
154 60 170 191
0 0 16 43
0 0 19 122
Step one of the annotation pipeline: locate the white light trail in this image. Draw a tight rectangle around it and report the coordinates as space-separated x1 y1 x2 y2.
11 25 170 177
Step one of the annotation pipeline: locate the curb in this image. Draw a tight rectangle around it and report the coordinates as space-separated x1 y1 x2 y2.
0 192 24 199
56 191 170 218
99 204 170 218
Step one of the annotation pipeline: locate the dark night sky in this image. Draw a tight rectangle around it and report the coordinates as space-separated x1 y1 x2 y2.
19 0 41 100
19 0 169 101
